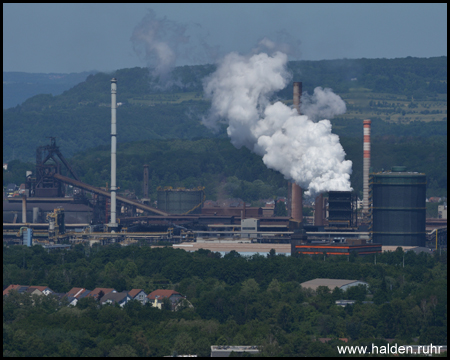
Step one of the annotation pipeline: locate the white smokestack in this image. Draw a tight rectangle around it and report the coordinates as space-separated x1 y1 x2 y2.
203 51 352 197
363 119 371 214
110 78 117 228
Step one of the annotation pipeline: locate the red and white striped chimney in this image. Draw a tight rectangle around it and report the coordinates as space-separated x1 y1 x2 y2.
363 119 371 214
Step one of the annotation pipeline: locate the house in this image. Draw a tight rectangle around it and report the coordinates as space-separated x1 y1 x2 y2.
3 284 25 296
3 285 54 296
27 286 54 296
65 287 91 306
100 291 131 307
147 289 184 309
86 288 116 300
128 289 148 304
26 288 43 296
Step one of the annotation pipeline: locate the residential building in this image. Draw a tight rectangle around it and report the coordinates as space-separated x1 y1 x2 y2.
147 289 184 309
3 284 54 296
100 291 131 307
65 287 91 306
128 289 148 304
86 288 116 300
27 286 54 296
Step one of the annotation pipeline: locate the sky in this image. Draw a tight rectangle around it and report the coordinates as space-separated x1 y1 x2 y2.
3 3 447 74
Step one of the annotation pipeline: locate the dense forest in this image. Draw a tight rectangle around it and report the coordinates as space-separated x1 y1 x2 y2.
3 244 447 357
3 56 447 163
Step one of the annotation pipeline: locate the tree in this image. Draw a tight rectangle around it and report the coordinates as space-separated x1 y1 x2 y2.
174 333 195 355
274 201 287 216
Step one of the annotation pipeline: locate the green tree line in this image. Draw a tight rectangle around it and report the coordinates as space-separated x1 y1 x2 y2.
3 244 447 356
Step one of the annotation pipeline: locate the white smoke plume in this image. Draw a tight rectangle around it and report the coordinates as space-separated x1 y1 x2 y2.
202 51 352 197
131 9 220 87
301 87 347 121
131 10 187 84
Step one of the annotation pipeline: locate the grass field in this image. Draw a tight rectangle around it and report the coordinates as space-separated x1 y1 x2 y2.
127 89 447 124
128 91 203 106
340 91 447 123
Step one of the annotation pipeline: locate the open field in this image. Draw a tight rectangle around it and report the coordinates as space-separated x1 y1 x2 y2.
128 91 203 106
284 91 447 124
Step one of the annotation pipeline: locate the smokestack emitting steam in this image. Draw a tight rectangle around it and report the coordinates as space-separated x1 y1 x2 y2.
202 50 352 198
110 78 117 227
363 119 371 214
291 82 303 221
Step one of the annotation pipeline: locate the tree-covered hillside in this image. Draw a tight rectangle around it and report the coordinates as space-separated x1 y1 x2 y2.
4 127 446 200
3 71 97 109
3 57 446 163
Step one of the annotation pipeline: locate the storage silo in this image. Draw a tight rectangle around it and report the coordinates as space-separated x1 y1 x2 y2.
157 188 204 214
370 166 426 246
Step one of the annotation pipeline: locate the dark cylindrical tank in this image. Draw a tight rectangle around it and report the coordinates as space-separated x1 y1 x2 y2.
371 167 426 246
157 189 204 214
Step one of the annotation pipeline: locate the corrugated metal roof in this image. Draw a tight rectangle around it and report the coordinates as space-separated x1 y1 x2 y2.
300 278 360 291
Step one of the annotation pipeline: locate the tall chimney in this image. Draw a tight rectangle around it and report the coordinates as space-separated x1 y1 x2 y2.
109 78 118 228
363 119 371 214
143 165 149 199
291 82 303 222
314 193 324 226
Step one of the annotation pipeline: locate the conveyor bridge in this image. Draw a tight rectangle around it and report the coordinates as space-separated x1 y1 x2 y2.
52 173 168 216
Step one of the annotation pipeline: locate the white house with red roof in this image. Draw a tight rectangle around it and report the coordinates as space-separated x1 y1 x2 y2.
147 289 184 310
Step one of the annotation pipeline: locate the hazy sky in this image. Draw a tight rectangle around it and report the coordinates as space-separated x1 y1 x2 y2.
3 3 447 74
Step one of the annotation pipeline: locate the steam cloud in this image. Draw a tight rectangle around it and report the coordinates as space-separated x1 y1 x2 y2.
202 51 352 197
131 9 219 87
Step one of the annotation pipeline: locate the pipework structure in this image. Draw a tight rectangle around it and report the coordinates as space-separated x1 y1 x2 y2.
363 119 371 214
109 78 118 229
143 165 149 199
291 82 303 222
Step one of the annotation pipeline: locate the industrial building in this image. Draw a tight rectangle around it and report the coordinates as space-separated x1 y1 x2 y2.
300 278 369 291
291 239 382 257
157 187 204 215
3 78 445 254
370 166 426 247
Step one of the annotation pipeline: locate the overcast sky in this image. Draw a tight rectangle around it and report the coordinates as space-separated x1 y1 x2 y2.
3 3 447 74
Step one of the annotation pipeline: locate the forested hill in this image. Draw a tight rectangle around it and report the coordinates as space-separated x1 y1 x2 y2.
3 56 447 163
3 71 97 109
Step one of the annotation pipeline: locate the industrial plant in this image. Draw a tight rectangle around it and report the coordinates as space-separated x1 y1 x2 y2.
3 79 446 255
